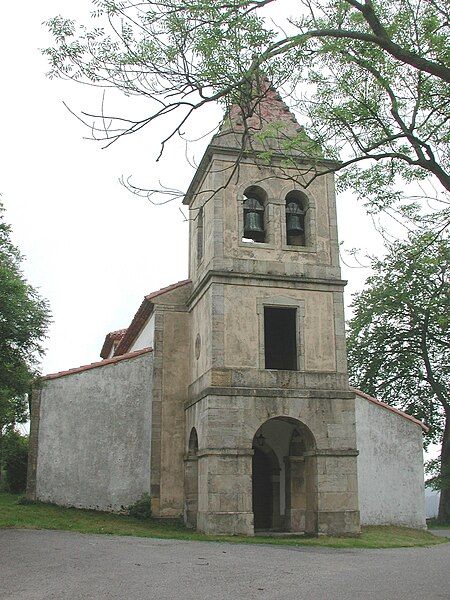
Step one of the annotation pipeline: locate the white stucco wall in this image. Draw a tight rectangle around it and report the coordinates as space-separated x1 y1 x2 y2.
106 344 116 359
355 393 426 528
36 352 153 511
425 487 440 519
129 313 155 352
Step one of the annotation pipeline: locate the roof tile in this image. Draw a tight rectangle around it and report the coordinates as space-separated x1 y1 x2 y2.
43 347 153 381
352 387 429 432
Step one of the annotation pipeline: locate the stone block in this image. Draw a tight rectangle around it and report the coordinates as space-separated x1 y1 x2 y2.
318 491 359 512
317 510 361 536
286 508 306 532
197 511 254 535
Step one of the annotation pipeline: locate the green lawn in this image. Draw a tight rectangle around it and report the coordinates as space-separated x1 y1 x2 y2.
0 493 446 549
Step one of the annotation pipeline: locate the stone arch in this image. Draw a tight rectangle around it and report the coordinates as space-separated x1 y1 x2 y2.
251 416 318 533
246 406 320 450
188 427 199 455
289 421 316 455
236 180 273 204
184 427 199 528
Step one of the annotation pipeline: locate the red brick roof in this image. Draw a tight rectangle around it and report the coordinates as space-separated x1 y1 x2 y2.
352 387 429 432
100 328 128 359
113 279 191 356
42 347 153 381
224 76 302 136
144 279 191 301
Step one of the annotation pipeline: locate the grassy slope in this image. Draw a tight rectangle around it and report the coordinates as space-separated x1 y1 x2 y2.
0 493 446 549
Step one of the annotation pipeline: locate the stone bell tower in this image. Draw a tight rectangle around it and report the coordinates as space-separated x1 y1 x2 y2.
183 80 360 536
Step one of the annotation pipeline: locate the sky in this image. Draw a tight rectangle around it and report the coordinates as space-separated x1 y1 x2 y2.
3 1 442 465
2 1 386 377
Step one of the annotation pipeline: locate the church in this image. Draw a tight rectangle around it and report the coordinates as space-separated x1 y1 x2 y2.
27 82 427 535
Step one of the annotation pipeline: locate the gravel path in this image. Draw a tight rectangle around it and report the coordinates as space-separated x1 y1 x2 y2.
1 529 449 600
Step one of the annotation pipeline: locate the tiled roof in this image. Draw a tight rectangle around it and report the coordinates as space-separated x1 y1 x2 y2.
42 347 153 381
225 76 301 136
100 328 128 359
144 279 191 301
113 279 191 356
352 387 429 432
107 329 128 339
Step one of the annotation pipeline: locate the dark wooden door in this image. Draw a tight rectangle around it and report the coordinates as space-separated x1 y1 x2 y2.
252 448 272 530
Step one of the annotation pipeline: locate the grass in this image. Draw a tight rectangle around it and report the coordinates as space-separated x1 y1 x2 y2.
0 493 446 549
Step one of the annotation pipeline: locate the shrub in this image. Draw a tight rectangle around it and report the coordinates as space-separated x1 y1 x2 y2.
1 430 28 493
128 494 152 519
16 496 37 505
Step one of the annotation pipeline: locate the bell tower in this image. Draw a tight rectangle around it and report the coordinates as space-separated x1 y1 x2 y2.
183 80 360 536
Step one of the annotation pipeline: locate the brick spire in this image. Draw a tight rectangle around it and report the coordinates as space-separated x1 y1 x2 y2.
213 76 312 156
225 76 302 136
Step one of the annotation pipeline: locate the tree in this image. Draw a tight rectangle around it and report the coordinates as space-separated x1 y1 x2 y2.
0 204 50 475
346 231 450 523
43 0 449 226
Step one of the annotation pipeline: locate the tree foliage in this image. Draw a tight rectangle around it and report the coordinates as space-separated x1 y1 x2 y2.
43 0 449 225
0 204 50 438
346 231 450 522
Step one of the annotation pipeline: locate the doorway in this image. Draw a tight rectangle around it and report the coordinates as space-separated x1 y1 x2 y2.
184 428 198 528
252 448 273 530
251 417 317 533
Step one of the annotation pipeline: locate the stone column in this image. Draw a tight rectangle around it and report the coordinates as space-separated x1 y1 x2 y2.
271 468 282 529
196 448 254 535
183 455 198 529
285 456 306 532
304 454 319 535
312 449 360 536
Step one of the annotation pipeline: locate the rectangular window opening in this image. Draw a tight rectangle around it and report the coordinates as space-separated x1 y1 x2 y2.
264 307 297 370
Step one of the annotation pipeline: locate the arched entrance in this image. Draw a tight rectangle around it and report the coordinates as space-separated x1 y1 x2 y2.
252 417 317 533
184 428 198 528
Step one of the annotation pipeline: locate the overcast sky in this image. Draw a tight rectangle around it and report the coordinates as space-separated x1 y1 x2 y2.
2 1 387 377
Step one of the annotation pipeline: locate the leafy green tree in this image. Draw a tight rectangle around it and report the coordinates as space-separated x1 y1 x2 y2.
0 204 50 476
43 0 449 225
346 232 450 523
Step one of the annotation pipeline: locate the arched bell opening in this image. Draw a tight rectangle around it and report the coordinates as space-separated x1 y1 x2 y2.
242 185 267 243
184 427 199 529
285 190 307 247
252 417 317 534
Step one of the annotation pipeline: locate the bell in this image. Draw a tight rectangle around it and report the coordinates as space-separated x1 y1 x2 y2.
286 202 304 236
243 195 265 241
244 209 264 238
286 213 304 235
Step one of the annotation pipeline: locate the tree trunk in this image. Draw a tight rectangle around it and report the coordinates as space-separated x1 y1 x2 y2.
437 415 450 524
0 427 3 483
